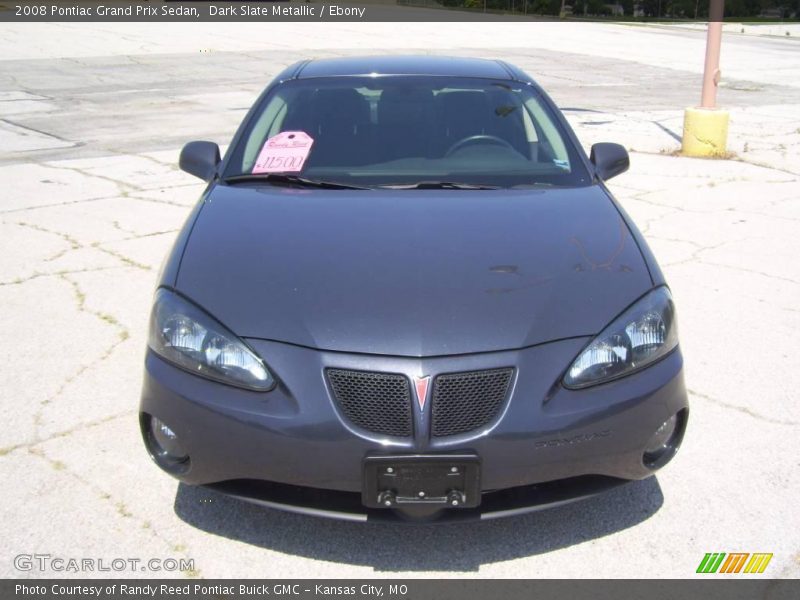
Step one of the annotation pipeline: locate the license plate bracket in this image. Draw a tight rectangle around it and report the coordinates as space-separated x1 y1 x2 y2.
362 454 481 509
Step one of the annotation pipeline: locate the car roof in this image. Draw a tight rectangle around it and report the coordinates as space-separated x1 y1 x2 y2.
296 55 519 80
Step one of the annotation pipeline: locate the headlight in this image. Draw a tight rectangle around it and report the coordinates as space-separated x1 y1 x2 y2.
564 287 678 389
148 289 275 391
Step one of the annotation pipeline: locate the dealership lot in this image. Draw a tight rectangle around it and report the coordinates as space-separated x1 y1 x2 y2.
0 21 798 578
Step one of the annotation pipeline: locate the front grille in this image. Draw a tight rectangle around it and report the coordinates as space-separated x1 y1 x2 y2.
431 368 514 437
327 369 412 437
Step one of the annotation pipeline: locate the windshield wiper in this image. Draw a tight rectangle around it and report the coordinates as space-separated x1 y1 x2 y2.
378 181 499 190
223 173 370 190
509 182 556 189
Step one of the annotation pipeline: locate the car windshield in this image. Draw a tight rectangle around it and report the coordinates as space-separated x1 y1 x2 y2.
223 76 591 188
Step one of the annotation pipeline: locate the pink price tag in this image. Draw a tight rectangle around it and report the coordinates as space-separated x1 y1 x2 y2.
252 131 314 174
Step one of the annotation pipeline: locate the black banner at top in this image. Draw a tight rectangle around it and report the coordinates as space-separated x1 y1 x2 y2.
0 0 775 22
3 1 539 22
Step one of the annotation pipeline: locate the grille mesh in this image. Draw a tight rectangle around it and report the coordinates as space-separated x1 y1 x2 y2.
431 368 514 437
327 369 412 437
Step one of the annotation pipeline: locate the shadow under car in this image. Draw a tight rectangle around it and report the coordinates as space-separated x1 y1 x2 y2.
173 476 663 572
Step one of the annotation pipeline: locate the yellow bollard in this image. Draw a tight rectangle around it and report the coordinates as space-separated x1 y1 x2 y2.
681 107 730 157
681 0 730 158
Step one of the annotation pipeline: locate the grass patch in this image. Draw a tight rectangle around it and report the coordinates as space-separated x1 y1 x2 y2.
116 502 133 518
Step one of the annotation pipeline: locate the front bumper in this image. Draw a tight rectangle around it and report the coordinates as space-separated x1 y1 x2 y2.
140 336 688 520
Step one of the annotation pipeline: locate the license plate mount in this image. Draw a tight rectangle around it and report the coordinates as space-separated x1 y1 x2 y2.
362 454 481 509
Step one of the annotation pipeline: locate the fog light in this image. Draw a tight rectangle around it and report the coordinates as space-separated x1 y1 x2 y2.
150 416 188 462
140 413 191 474
643 413 681 467
645 415 677 453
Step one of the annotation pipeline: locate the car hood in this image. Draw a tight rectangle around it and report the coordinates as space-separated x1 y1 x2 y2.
176 185 651 357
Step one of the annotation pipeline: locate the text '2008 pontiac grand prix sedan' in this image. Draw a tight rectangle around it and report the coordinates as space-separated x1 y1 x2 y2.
140 56 688 522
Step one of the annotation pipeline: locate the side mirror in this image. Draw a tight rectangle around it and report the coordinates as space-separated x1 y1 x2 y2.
179 141 220 182
590 143 629 181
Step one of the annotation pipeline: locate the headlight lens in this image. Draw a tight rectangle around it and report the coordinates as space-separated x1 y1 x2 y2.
148 289 275 391
564 287 678 388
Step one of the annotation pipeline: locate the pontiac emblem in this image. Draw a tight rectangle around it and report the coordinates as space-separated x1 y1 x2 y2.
414 376 430 411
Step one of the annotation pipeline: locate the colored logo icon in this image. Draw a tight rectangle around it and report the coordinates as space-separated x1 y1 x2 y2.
696 553 773 574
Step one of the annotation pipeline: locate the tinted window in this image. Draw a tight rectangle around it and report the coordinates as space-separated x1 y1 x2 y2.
225 77 591 188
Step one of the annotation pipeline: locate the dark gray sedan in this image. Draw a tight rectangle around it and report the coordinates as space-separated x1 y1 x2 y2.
140 56 688 522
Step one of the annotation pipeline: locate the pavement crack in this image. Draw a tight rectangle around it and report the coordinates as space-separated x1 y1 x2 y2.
734 208 800 224
632 148 800 178
123 228 179 242
0 265 127 287
0 410 133 459
644 234 704 248
27 274 131 442
661 238 749 268
23 438 200 572
112 219 138 236
698 259 800 286
0 196 114 215
730 155 800 177
1 118 75 145
2 212 153 275
131 151 184 173
112 219 178 240
91 242 152 270
688 389 798 426
127 192 194 208
40 160 140 195
60 271 131 346
11 219 83 262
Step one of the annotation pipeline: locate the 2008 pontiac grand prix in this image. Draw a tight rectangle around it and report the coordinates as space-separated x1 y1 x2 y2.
139 56 688 522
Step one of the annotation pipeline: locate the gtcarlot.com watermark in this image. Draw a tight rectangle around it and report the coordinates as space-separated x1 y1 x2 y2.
14 553 194 573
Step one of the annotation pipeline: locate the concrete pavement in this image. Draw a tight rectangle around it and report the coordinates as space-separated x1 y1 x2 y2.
1 22 798 578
